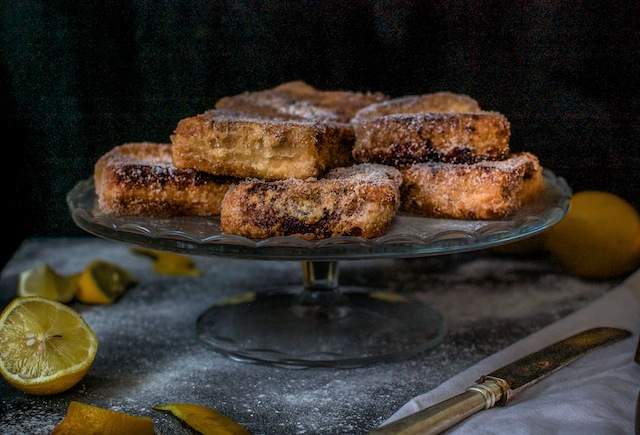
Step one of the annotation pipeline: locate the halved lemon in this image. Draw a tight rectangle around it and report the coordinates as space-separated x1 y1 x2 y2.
52 401 155 435
0 297 98 395
154 403 250 435
18 264 77 303
131 247 202 276
76 260 138 304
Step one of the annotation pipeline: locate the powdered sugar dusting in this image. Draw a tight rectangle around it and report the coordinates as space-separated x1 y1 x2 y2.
325 163 402 188
215 80 387 123
201 109 330 131
0 238 619 434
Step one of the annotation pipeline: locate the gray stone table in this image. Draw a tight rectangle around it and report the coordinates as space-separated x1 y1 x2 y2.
0 237 620 434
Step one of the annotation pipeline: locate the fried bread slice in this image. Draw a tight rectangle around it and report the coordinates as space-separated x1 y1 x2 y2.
400 152 544 220
354 92 481 119
171 109 355 180
351 92 508 165
95 142 234 217
220 163 402 240
352 111 511 165
215 80 388 123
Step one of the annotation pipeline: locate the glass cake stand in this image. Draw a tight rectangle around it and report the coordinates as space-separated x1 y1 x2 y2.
67 169 570 368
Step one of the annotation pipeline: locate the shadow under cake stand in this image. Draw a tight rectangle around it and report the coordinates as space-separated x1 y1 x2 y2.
67 169 570 368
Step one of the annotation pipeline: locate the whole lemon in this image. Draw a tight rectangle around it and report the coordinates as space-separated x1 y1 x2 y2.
544 191 640 279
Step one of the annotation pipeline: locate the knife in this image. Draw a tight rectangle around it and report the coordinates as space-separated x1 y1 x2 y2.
371 327 631 435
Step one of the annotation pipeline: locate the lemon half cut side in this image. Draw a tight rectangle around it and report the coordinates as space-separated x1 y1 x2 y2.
0 297 98 395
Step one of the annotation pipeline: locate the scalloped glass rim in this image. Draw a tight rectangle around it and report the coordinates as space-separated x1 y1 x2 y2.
67 169 571 260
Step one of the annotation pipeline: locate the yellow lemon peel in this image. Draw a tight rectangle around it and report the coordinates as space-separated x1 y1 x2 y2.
131 247 202 276
76 260 138 304
154 403 250 435
52 401 155 435
17 264 77 303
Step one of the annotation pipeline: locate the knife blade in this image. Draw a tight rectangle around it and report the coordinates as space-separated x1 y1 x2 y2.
370 327 631 435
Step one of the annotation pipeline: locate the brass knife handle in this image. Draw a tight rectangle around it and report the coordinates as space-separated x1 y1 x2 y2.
369 377 508 435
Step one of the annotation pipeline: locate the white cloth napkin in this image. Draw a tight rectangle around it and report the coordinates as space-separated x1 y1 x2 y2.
382 269 640 434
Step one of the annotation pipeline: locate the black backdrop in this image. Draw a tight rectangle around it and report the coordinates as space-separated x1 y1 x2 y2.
1 1 639 267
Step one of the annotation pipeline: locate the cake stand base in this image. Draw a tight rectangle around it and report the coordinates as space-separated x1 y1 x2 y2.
196 261 446 368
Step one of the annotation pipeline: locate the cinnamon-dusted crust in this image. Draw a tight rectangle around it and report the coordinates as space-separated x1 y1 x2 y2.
400 152 544 220
171 110 355 180
95 142 234 217
220 164 402 240
352 111 511 165
215 80 388 123
353 92 481 119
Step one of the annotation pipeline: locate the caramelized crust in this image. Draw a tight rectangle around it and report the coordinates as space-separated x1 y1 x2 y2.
171 110 354 180
400 152 544 220
352 111 511 165
215 80 388 123
354 92 481 119
220 164 402 240
95 142 234 217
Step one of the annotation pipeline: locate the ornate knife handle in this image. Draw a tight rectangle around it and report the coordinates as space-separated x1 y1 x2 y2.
370 377 509 435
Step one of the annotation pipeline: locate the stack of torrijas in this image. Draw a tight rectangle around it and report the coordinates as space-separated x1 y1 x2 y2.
94 81 543 240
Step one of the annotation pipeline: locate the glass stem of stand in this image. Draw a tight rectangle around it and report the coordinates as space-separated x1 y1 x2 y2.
294 261 349 320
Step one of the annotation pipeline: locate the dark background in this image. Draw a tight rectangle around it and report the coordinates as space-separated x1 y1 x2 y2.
1 1 639 268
